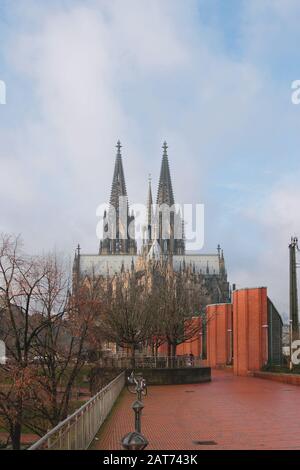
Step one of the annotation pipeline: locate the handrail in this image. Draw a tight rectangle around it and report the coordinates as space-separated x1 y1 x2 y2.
28 371 125 450
99 355 203 369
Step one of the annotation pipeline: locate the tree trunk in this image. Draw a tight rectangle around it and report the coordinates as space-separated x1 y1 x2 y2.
171 343 177 368
11 422 21 450
131 344 136 369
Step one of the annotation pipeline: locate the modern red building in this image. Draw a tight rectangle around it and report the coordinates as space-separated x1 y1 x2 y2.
176 286 283 376
232 287 269 375
205 287 282 376
206 303 233 368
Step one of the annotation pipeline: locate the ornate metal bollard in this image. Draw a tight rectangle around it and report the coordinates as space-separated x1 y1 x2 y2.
132 400 143 433
121 373 148 450
121 431 148 451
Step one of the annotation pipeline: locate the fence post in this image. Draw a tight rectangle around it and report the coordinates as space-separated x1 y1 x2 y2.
67 421 71 450
47 429 51 450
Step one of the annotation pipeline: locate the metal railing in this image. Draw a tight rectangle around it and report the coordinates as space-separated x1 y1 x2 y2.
28 371 125 450
99 355 204 369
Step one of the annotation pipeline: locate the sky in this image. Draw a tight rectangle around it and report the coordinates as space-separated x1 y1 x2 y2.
1 0 300 319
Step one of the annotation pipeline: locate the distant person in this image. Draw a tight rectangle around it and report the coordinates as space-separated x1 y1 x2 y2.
189 352 195 367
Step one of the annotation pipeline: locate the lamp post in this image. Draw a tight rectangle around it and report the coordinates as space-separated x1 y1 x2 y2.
289 237 299 341
227 329 232 365
289 319 293 371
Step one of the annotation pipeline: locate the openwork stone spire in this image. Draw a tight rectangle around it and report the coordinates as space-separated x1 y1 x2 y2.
156 141 175 206
99 141 137 255
147 174 153 231
110 140 127 208
154 142 185 256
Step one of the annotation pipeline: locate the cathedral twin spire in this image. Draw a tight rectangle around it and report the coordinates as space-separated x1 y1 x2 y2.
156 142 175 207
100 140 185 256
109 140 128 208
146 174 154 242
99 140 136 255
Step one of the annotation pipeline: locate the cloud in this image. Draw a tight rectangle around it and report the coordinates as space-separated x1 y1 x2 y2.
1 0 191 253
1 0 300 320
227 174 300 318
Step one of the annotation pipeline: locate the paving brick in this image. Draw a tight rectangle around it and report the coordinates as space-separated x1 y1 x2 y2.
92 370 300 450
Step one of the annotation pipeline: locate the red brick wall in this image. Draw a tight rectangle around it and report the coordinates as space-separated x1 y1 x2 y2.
206 303 233 368
177 327 201 356
156 287 270 376
233 287 268 376
177 316 203 356
157 317 203 357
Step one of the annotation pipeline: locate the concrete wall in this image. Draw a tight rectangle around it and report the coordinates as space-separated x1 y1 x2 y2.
254 371 300 385
127 367 211 385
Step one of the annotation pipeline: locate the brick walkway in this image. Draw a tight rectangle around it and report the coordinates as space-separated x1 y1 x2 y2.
92 370 300 450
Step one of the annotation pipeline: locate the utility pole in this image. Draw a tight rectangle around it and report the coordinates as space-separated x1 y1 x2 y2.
289 236 299 347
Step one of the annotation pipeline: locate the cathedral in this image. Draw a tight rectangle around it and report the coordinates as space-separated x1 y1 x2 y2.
73 141 230 306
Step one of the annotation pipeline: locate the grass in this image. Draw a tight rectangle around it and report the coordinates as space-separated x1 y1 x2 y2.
0 363 113 446
0 396 90 437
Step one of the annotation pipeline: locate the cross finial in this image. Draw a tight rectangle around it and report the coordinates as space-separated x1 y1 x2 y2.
116 140 122 155
162 141 168 155
77 244 81 256
217 244 221 256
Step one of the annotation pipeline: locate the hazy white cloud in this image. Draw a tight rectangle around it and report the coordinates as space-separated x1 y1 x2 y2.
1 0 300 319
1 0 191 253
228 174 300 318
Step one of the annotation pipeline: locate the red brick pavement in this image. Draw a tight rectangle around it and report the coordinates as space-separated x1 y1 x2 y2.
92 370 300 450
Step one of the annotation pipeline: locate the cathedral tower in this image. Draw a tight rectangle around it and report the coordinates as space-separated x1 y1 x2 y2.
99 141 137 255
155 142 185 255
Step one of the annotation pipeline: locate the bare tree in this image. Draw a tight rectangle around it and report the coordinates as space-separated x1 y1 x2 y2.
0 235 101 448
100 273 154 367
98 264 210 366
154 265 206 361
21 257 101 436
0 234 52 449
